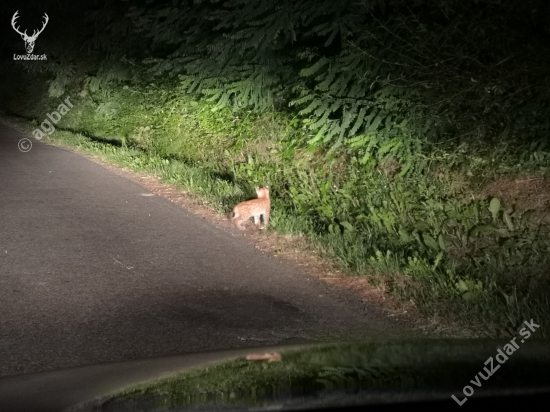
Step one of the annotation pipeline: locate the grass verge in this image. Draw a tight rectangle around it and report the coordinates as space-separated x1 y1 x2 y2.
1 78 549 339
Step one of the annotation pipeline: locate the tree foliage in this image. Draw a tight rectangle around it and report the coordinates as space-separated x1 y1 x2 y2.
5 0 550 162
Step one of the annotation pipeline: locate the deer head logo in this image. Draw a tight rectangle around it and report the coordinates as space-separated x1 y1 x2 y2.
11 11 49 54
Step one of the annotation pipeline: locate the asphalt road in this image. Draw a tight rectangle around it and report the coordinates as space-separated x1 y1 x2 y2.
0 123 414 378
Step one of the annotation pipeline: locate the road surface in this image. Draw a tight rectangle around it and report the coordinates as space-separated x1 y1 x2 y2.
0 123 414 378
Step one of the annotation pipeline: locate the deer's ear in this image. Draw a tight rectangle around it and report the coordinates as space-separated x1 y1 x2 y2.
20 34 25 40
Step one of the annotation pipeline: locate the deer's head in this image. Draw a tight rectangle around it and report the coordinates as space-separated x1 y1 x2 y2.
11 11 49 54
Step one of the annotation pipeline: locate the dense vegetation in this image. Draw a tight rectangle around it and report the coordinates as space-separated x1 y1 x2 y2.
1 0 549 337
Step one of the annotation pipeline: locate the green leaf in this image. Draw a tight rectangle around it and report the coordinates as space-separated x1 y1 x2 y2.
438 234 447 251
308 123 329 144
359 151 371 165
300 99 321 115
317 205 333 218
340 221 354 232
456 280 468 293
489 198 501 219
398 228 412 242
422 233 439 251
366 114 383 132
433 252 444 271
349 107 366 136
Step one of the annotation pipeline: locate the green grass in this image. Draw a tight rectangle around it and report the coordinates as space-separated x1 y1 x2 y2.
1 73 550 339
